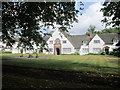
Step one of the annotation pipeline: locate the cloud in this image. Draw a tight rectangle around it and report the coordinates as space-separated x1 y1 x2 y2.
69 2 106 35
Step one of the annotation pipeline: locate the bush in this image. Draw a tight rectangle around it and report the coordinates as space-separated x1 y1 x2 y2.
71 52 79 55
109 51 120 57
2 51 12 54
87 53 100 55
109 51 114 55
61 52 79 55
101 52 106 55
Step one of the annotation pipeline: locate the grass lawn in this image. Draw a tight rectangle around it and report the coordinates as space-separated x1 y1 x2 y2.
1 53 120 74
1 53 120 88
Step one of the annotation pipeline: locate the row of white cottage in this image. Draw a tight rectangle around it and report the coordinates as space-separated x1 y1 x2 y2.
1 29 120 55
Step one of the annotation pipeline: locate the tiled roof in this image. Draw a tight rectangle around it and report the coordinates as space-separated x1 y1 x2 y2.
45 30 120 48
98 33 120 44
61 31 93 49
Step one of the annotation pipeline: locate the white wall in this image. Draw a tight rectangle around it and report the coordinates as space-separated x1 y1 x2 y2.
80 45 89 55
46 29 75 55
0 41 12 52
89 34 105 54
0 42 6 50
12 42 37 54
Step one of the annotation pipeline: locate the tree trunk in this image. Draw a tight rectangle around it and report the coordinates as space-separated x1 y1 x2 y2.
28 49 33 58
36 53 38 58
20 49 23 57
28 53 33 58
20 53 23 57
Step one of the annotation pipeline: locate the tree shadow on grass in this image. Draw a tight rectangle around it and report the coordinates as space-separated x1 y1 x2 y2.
2 64 120 88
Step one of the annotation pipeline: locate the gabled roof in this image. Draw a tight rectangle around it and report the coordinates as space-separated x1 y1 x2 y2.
44 36 50 41
43 31 54 41
62 32 120 47
61 31 93 49
44 30 120 49
98 33 120 44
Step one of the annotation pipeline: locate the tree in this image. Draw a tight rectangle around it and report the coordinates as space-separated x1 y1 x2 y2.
94 27 120 34
86 25 96 36
2 2 83 57
88 25 96 33
101 1 120 57
101 1 120 27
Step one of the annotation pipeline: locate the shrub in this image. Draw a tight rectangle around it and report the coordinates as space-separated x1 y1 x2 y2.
109 51 114 55
61 52 79 55
109 51 120 57
71 52 79 55
2 51 12 54
114 51 120 57
87 53 100 55
61 54 67 55
101 52 106 55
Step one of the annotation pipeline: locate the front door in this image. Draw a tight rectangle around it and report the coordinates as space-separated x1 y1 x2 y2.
54 38 61 55
105 46 109 54
56 48 60 55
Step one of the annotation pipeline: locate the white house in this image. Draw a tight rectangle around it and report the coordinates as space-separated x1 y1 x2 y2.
43 29 120 55
1 29 120 55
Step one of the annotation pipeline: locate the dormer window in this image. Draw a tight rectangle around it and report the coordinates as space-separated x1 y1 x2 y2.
113 40 119 43
82 41 88 45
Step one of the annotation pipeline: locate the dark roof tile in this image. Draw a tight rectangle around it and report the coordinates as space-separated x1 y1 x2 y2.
98 33 120 44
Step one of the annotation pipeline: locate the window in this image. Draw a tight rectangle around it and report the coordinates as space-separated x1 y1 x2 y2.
94 40 100 44
93 48 101 53
82 48 88 53
0 45 2 48
82 41 88 45
49 48 53 52
49 41 53 44
63 48 71 52
63 40 67 44
76 49 79 52
113 40 119 43
55 38 60 44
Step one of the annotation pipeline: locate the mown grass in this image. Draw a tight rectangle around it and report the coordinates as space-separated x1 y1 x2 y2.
1 53 120 74
2 53 120 88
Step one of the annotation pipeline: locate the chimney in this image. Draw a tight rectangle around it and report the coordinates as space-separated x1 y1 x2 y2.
88 31 93 39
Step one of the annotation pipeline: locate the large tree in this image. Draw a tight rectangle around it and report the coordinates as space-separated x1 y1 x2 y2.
101 1 120 27
86 25 96 36
101 1 120 57
2 2 83 55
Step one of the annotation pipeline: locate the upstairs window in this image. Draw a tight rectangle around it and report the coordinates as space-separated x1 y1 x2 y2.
94 40 100 44
82 41 88 45
63 40 67 44
49 41 53 44
55 38 60 44
113 40 119 43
